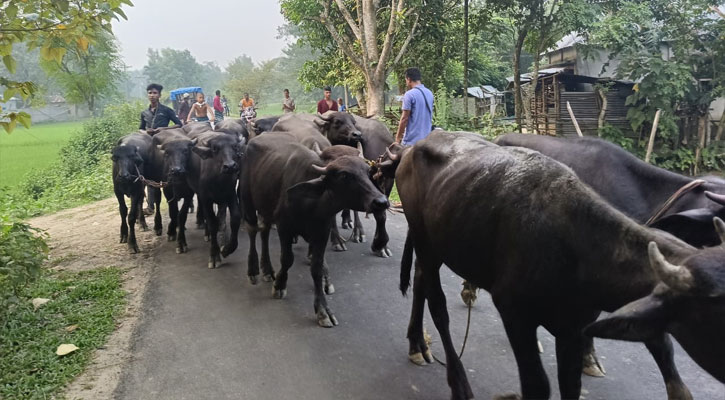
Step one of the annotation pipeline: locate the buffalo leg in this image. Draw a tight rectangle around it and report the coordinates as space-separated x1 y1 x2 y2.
498 308 550 399
246 222 260 284
581 337 606 377
422 258 472 399
350 211 365 243
116 190 129 244
259 225 275 282
555 334 586 400
202 199 222 269
329 219 347 252
221 195 240 258
137 198 148 231
310 237 337 328
127 192 142 254
272 231 295 299
407 262 433 365
217 204 228 250
371 209 391 258
321 258 334 295
165 187 178 242
176 193 191 253
645 334 693 400
152 187 162 236
340 209 352 229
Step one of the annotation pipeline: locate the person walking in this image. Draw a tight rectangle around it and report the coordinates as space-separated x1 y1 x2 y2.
395 68 434 145
282 88 295 113
139 83 182 215
317 86 338 114
222 95 230 116
177 93 192 123
213 90 225 122
187 92 215 125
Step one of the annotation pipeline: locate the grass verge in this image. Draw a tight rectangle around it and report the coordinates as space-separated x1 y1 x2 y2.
0 268 126 399
0 121 85 188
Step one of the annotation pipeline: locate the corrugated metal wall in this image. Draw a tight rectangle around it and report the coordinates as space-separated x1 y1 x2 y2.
558 90 633 136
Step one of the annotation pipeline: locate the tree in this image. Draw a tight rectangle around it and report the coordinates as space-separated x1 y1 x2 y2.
0 0 131 132
281 0 419 116
41 32 124 115
143 48 204 94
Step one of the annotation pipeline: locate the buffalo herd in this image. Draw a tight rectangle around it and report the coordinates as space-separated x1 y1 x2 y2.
112 114 725 399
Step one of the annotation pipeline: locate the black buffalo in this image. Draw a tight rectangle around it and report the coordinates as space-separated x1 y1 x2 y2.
396 131 724 399
496 133 725 248
249 115 281 138
241 133 389 327
112 133 152 253
215 118 249 141
152 129 197 253
185 131 243 268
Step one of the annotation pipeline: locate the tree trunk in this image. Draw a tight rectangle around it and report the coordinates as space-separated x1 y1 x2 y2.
526 56 540 134
597 88 607 134
694 114 706 175
716 109 725 141
513 30 527 131
463 0 469 116
357 88 367 116
366 75 386 117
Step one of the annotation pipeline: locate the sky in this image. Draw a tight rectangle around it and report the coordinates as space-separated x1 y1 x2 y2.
112 0 288 70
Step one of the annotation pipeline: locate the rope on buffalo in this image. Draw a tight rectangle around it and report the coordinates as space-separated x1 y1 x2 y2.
645 179 705 226
133 165 169 189
431 300 473 366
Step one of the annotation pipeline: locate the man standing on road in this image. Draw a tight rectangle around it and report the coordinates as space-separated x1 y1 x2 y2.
177 93 191 123
213 90 225 122
282 88 295 113
317 86 338 114
139 83 182 215
395 68 434 145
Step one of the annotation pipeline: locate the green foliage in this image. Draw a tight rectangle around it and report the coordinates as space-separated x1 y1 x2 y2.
41 32 125 115
0 102 143 219
0 217 49 320
598 124 635 151
0 268 125 399
651 147 698 174
0 0 132 132
143 48 223 97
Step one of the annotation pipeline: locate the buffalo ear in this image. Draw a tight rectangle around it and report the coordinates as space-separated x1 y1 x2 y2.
287 177 326 206
192 146 213 159
314 117 330 130
584 294 669 342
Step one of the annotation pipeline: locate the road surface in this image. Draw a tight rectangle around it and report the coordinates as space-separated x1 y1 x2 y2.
116 212 723 399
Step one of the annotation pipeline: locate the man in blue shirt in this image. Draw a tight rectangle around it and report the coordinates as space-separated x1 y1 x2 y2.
395 67 434 145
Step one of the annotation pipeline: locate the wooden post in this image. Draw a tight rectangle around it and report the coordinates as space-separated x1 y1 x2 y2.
566 101 583 137
463 0 469 116
644 109 662 164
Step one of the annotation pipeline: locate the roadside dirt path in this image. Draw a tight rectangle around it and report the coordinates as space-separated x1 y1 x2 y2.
29 197 165 400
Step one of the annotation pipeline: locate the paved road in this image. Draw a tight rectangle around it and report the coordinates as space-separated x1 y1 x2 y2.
116 212 723 400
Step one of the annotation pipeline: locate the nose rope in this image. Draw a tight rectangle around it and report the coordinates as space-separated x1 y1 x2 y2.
133 165 169 189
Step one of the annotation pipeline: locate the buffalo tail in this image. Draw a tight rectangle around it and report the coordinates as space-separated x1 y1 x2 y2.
399 230 414 296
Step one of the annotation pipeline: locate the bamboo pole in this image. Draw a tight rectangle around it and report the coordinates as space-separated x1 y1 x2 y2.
566 101 583 137
644 109 662 164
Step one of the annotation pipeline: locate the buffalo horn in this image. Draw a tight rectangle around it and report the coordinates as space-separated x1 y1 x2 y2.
311 142 322 156
705 191 725 206
357 142 364 158
157 144 163 150
318 111 334 121
190 138 198 145
714 217 725 244
385 147 399 162
647 242 693 291
312 164 327 175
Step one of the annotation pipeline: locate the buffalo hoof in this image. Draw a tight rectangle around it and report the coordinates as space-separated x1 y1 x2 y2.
154 228 162 236
221 243 238 258
332 243 347 252
176 244 187 254
493 394 521 400
262 274 274 282
324 282 335 295
351 231 365 243
460 282 478 307
582 351 606 377
316 309 338 328
408 351 433 366
249 275 259 285
272 287 287 299
120 235 128 244
204 235 210 242
341 221 352 229
372 247 392 258
128 244 139 254
168 234 177 242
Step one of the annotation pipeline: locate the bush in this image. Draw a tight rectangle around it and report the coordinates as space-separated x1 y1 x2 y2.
0 216 49 321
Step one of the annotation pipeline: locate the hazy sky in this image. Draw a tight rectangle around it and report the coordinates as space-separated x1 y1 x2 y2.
112 0 288 70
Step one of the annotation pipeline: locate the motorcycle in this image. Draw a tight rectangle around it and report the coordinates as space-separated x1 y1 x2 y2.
241 106 257 123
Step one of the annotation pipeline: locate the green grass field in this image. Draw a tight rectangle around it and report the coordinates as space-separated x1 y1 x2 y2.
0 120 85 188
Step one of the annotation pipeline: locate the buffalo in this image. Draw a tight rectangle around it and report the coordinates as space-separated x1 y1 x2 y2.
240 133 389 327
112 133 153 253
396 131 724 399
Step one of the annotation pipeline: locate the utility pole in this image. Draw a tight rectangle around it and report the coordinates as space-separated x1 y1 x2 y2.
463 0 469 116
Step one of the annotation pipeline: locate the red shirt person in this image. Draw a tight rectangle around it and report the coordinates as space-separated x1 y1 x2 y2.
317 86 338 114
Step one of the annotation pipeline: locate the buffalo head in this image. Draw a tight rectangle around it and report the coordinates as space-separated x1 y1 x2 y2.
193 134 242 174
585 218 725 383
315 112 362 146
112 144 143 183
157 138 197 180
